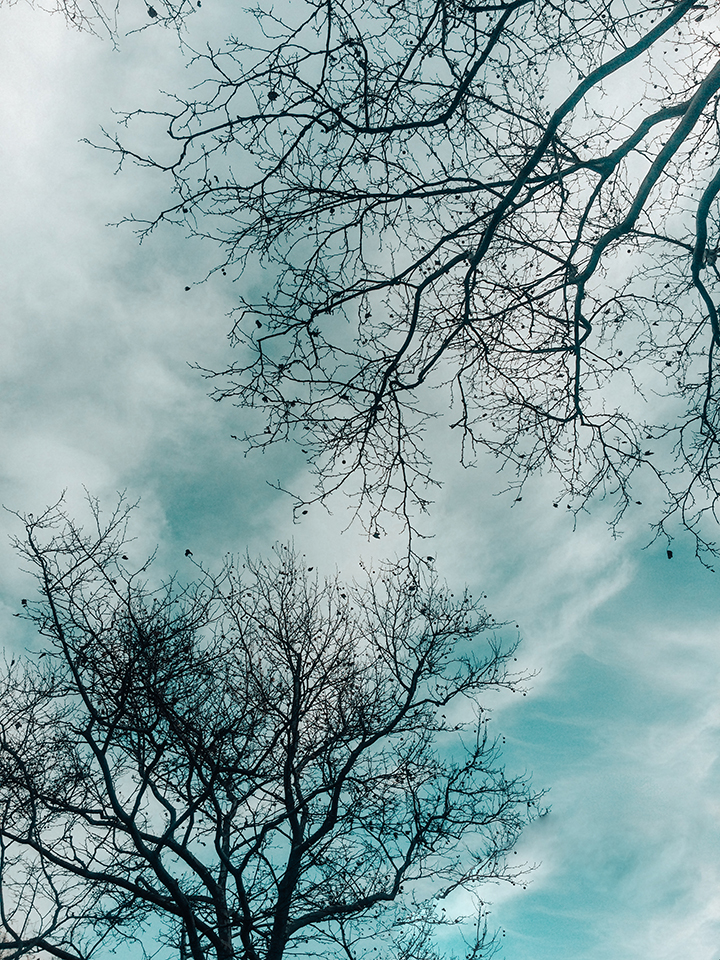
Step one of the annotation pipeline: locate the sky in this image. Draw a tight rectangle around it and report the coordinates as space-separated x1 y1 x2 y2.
1 4 720 959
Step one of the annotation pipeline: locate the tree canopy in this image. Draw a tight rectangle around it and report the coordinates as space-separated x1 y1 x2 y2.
107 0 720 558
0 498 540 960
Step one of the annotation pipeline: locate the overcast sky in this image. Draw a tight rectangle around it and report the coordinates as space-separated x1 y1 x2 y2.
1 5 720 959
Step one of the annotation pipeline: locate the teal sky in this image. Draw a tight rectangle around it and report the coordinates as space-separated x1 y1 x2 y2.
1 6 719 959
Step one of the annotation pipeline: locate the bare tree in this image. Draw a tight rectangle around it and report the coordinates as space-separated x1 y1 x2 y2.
106 0 720 559
0 497 540 960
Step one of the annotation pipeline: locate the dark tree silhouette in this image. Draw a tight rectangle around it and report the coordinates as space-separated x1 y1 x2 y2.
0 498 541 960
106 0 720 560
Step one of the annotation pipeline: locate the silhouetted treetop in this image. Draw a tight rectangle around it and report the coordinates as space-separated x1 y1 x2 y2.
0 496 541 960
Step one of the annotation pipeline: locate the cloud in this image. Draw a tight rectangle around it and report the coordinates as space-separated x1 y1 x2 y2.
1 9 719 960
